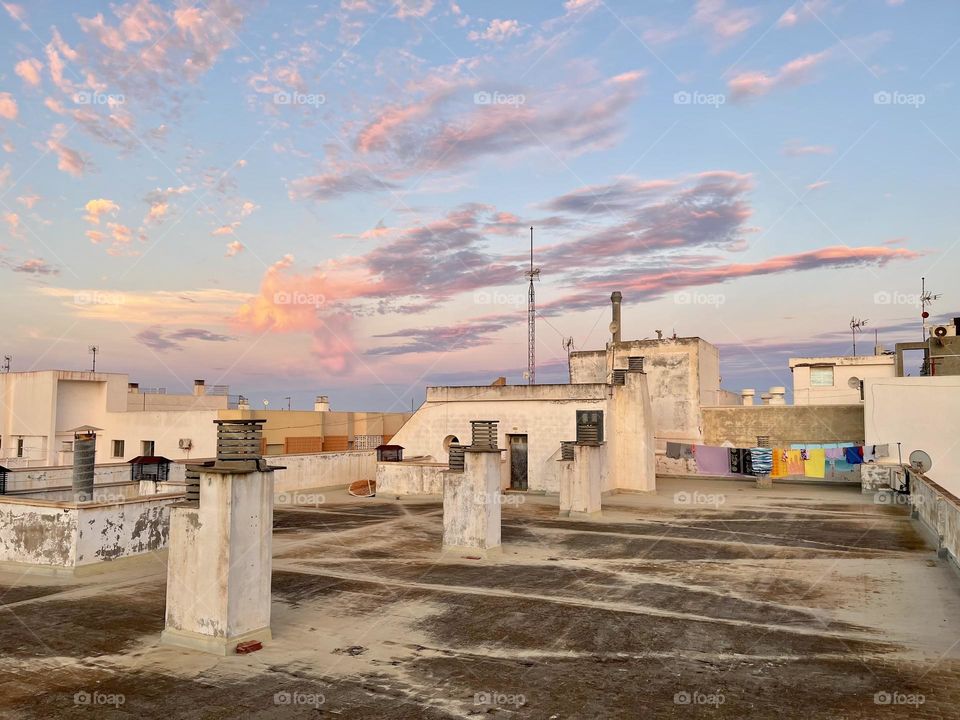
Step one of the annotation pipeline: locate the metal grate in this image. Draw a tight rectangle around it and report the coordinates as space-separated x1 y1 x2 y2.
448 444 465 472
612 368 627 385
470 420 498 449
576 410 604 444
756 435 771 448
0 465 7 495
628 356 645 372
215 419 265 462
560 441 575 461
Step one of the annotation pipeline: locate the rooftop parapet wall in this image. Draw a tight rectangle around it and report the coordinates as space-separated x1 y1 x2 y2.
702 404 864 448
425 384 608 402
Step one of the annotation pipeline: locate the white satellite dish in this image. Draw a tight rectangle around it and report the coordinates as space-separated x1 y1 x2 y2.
909 449 933 474
609 321 619 334
847 376 861 389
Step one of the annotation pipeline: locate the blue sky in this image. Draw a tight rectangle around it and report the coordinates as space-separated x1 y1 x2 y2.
0 0 957 410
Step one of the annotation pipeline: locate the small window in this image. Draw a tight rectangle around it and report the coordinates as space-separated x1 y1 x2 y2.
113 440 125 458
810 366 834 387
61 441 73 452
16 438 24 458
141 440 155 456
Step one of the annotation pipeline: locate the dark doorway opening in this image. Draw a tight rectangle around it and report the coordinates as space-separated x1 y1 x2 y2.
508 434 528 490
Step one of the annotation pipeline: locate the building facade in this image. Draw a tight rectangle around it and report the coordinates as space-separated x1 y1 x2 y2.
789 355 895 405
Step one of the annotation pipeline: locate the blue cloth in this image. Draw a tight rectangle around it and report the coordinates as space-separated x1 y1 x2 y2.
844 446 864 465
750 447 772 475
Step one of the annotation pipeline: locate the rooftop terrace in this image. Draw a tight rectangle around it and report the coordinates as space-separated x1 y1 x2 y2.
2 477 959 718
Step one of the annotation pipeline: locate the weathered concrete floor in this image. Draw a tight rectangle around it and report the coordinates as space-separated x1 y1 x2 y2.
2 477 960 718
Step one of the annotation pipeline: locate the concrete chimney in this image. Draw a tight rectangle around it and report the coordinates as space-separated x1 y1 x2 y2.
741 388 755 406
314 395 330 412
769 386 786 405
193 379 206 397
610 291 622 344
760 392 772 406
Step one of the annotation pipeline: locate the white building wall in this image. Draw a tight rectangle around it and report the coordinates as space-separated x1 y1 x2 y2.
388 384 609 493
863 376 960 496
792 356 895 406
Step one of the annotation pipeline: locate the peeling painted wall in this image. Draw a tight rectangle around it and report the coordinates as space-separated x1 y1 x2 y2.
270 451 376 494
0 495 178 568
0 503 76 566
377 461 446 495
702 405 864 448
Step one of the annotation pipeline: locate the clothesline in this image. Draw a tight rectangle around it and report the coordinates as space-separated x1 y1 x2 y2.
665 441 892 480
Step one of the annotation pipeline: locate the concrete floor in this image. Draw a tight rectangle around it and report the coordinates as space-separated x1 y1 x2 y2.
2 476 960 718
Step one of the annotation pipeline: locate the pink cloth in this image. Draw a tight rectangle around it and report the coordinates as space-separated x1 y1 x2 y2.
825 448 843 460
696 445 731 476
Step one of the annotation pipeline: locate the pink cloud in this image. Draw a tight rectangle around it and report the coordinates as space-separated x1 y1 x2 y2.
694 0 759 43
728 49 831 100
782 141 835 156
225 240 244 257
14 58 43 87
46 125 89 177
0 93 18 120
468 18 525 43
83 198 120 224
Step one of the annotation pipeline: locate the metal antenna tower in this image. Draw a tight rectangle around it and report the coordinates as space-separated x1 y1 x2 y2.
88 345 99 372
525 227 540 385
1 355 10 373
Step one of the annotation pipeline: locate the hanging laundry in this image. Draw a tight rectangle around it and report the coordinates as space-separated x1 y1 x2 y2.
786 450 805 476
844 446 864 465
666 442 682 459
728 448 754 475
750 447 773 475
863 445 876 463
834 459 855 473
825 447 844 461
681 444 695 460
771 449 788 479
874 444 890 458
800 449 809 461
696 445 731 476
804 449 826 479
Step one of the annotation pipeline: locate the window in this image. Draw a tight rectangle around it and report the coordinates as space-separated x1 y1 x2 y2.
809 366 834 387
16 438 24 458
113 440 125 458
141 440 155 456
61 441 73 453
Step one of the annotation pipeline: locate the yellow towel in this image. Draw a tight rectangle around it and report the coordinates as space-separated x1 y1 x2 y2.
804 449 826 479
771 449 788 478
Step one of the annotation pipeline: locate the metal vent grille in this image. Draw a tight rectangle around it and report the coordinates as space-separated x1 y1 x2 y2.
756 435 771 448
215 419 265 462
0 466 7 495
470 420 498 449
185 467 200 503
628 356 645 372
612 369 627 385
560 441 575 461
576 410 604 444
448 444 465 472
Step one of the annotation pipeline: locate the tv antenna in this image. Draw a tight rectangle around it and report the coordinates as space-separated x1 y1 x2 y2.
525 226 540 385
920 276 941 341
88 345 99 372
850 318 867 356
1 355 10 373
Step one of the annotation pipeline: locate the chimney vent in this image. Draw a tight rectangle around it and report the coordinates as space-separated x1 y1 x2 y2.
627 356 644 372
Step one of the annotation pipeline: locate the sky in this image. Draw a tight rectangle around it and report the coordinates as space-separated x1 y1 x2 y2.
0 0 958 411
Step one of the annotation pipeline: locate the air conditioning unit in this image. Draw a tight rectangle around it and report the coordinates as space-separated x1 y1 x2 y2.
930 324 957 339
178 438 193 450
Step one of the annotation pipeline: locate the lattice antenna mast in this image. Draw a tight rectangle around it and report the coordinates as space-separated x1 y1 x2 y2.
525 227 540 385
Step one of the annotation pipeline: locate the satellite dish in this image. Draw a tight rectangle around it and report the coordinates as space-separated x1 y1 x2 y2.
609 321 619 334
909 449 933 474
847 376 861 389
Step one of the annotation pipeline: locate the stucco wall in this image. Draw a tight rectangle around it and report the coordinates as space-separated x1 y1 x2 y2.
864 377 960 496
389 384 609 493
5 462 131 493
377 461 447 495
0 494 179 569
702 404 864 447
270 450 376 494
